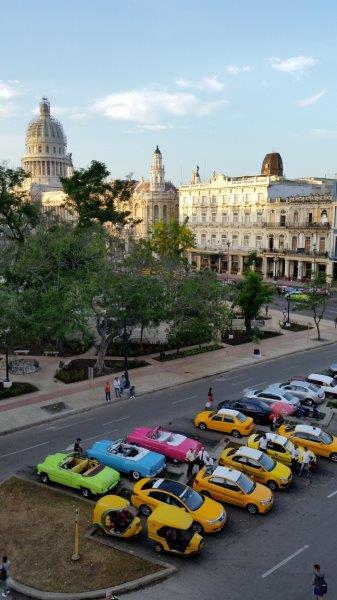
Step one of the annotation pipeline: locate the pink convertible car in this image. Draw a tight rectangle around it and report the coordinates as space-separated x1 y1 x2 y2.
126 426 203 462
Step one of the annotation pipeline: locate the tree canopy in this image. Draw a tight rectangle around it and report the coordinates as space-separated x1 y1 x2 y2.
235 271 274 333
148 218 196 262
0 164 39 243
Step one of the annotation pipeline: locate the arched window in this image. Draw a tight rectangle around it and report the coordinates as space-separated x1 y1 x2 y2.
321 210 328 224
279 235 285 250
154 205 159 221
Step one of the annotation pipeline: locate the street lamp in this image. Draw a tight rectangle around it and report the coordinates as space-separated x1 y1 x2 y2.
226 241 231 275
1 328 11 389
312 242 317 278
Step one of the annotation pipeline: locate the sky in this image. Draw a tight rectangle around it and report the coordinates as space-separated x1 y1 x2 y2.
1 0 337 184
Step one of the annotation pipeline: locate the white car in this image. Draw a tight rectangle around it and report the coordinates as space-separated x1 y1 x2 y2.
244 386 299 408
306 374 337 399
279 381 325 406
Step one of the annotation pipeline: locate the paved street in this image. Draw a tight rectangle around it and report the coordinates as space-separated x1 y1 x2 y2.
2 343 337 599
270 291 337 322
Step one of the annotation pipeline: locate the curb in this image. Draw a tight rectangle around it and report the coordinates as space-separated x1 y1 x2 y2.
1 339 337 437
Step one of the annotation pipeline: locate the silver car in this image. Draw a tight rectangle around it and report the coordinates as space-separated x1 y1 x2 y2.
244 386 300 407
278 381 325 406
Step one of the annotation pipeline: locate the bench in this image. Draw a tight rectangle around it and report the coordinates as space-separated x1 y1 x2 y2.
14 349 30 356
44 350 59 357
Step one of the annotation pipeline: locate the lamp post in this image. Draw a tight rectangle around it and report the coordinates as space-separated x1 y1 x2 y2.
122 318 133 389
1 328 11 389
312 242 317 279
226 241 231 275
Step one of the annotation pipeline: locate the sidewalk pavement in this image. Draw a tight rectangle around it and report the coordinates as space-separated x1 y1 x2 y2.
0 310 336 435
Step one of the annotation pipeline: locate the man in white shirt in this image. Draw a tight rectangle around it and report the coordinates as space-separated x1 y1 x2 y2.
299 447 311 478
259 435 267 452
186 448 196 479
290 446 300 473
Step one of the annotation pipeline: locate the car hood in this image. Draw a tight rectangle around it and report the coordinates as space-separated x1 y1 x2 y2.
194 496 226 523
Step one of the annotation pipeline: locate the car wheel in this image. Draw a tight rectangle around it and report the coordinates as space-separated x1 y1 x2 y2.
305 398 313 406
154 543 163 554
40 473 50 485
198 422 207 431
140 504 152 517
131 471 141 481
247 503 258 515
231 429 241 438
266 480 278 491
201 490 211 498
330 452 337 462
81 487 91 498
192 521 204 534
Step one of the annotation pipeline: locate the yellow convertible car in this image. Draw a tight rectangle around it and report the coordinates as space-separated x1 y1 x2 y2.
219 446 292 490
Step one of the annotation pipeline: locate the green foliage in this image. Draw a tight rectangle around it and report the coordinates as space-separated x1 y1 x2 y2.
60 160 132 227
155 343 223 361
0 382 38 400
235 271 274 333
292 273 328 340
0 164 39 242
148 218 196 262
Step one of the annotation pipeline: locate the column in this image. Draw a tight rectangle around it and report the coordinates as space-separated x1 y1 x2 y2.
262 257 267 278
273 259 277 278
284 259 290 279
238 256 244 274
196 255 201 271
227 254 232 274
297 261 303 281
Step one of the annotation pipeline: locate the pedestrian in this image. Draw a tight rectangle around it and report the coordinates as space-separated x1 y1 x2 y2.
113 376 121 398
298 446 311 478
312 403 320 420
277 286 281 297
265 305 269 318
186 447 196 480
335 316 337 329
73 437 83 458
269 413 278 431
282 308 287 323
104 381 111 403
128 385 135 399
205 387 214 410
0 555 10 597
290 446 300 474
120 374 126 395
196 447 209 469
258 434 268 453
313 564 327 599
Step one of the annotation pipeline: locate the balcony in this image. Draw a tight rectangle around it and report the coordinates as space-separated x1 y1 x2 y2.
262 220 330 229
262 248 328 258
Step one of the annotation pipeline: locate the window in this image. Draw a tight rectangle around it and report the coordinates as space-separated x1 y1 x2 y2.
321 210 328 224
46 146 49 154
244 212 250 224
221 234 227 246
154 205 159 222
256 236 262 249
308 212 313 224
257 211 263 224
211 212 217 223
291 236 297 251
38 146 42 153
258 193 264 202
305 237 311 252
211 196 217 205
243 235 249 247
222 212 228 223
280 214 286 226
211 415 223 422
233 212 238 223
201 234 206 246
192 214 197 223
293 211 299 224
211 234 217 246
53 146 56 154
319 237 325 253
233 194 239 203
202 212 207 223
223 416 234 423
232 235 238 249
279 235 285 250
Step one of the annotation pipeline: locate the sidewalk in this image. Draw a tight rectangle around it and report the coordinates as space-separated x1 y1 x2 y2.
0 310 336 435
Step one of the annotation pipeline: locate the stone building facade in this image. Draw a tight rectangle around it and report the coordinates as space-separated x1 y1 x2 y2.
179 153 335 281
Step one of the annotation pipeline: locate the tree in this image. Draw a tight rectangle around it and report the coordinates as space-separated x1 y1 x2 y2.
149 218 196 262
235 271 274 333
0 164 39 243
61 160 133 228
293 273 329 340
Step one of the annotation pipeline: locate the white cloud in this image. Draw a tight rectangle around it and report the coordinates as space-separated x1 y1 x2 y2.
174 75 224 92
309 128 337 139
297 90 326 106
0 103 17 118
91 88 227 124
270 55 317 73
136 124 173 131
0 81 20 99
226 65 251 75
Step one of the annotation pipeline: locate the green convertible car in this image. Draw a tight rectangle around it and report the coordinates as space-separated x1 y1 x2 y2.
37 452 120 497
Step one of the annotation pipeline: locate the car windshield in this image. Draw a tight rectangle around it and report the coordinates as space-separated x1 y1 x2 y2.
236 411 247 422
237 473 255 494
320 431 333 444
308 384 320 392
180 487 203 511
259 452 275 471
284 439 295 452
283 392 295 401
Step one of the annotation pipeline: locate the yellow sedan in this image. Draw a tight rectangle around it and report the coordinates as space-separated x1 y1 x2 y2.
193 465 273 515
219 445 292 490
194 408 254 438
278 424 337 461
247 432 316 466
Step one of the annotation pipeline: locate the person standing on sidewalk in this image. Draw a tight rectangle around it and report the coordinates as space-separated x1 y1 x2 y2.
105 381 111 403
313 564 327 599
128 385 135 399
205 387 214 410
334 316 337 329
298 447 311 478
290 446 299 474
1 556 10 597
120 374 126 396
186 448 196 480
113 377 121 398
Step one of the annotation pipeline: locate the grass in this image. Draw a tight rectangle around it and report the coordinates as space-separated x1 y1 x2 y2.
153 343 223 362
0 382 38 400
327 400 337 409
0 477 162 593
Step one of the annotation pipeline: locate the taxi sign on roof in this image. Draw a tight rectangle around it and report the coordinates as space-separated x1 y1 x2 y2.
265 433 288 445
235 446 261 459
212 466 241 482
295 424 321 436
217 408 239 417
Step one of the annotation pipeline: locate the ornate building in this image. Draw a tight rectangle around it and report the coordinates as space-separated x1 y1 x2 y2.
179 152 335 281
118 146 178 239
22 97 72 214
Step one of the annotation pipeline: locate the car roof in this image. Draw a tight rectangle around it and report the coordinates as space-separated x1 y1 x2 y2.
235 446 262 460
149 504 193 529
308 373 333 383
153 478 188 497
265 433 288 445
211 466 241 482
294 425 321 436
288 380 310 387
217 408 240 417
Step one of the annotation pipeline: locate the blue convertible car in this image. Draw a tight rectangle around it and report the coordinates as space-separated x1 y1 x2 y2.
86 439 166 481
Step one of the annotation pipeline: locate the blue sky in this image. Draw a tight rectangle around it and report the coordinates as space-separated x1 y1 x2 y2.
2 0 337 184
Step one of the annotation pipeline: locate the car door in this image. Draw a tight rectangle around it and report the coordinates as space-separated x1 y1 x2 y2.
267 441 289 464
147 490 169 509
232 455 250 475
110 449 125 473
210 414 226 431
54 460 73 485
243 458 265 484
292 432 316 453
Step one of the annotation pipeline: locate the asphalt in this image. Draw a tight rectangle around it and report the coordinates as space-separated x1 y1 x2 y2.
3 342 337 600
270 291 337 322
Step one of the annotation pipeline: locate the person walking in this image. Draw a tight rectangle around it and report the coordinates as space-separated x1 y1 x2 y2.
73 438 83 458
313 564 327 599
290 446 300 474
334 316 337 329
258 434 268 453
298 447 311 478
186 448 196 480
1 556 10 597
113 377 121 398
104 381 111 403
205 387 214 410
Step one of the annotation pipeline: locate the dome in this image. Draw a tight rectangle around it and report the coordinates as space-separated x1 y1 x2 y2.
261 152 283 177
25 97 67 146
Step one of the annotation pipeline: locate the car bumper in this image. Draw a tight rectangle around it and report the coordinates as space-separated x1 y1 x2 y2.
259 498 273 513
279 478 292 489
204 512 227 533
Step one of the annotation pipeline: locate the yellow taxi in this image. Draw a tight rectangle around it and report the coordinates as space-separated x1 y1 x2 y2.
131 477 226 534
194 408 254 438
247 432 316 466
193 465 273 515
278 424 337 461
219 445 292 490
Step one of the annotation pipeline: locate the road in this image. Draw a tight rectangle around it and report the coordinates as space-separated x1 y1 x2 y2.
3 342 337 600
270 292 337 322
